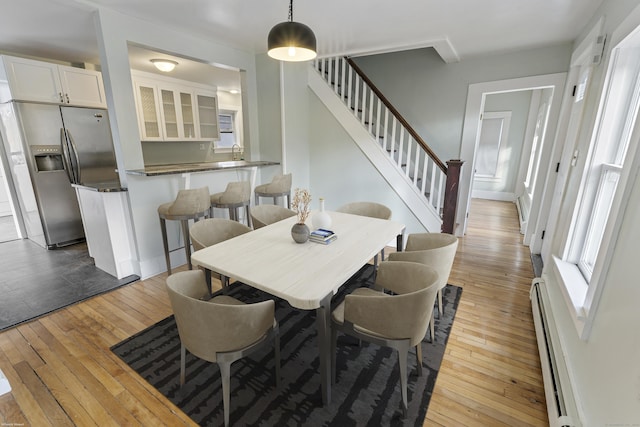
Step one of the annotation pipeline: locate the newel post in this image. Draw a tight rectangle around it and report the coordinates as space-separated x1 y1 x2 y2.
442 159 464 234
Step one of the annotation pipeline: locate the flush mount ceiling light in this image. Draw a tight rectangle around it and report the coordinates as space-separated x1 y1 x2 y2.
150 59 178 72
267 0 317 62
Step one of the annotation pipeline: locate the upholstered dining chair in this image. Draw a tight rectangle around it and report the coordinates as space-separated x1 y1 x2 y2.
189 218 252 293
166 270 280 427
331 261 439 417
250 204 296 230
254 173 292 208
210 181 252 227
158 186 210 275
336 201 392 266
387 232 458 340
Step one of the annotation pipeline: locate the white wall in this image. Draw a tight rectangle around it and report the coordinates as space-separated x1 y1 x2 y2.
540 0 640 423
93 7 267 278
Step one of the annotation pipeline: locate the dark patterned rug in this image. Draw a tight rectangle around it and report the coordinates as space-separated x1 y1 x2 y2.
111 265 462 426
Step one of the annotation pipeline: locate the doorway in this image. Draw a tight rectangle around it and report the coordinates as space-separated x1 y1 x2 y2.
457 72 567 255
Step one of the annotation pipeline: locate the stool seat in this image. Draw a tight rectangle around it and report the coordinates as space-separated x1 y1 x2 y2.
210 181 252 227
158 187 210 275
254 173 292 208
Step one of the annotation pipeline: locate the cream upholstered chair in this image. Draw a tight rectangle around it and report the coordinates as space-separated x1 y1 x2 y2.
388 232 458 340
336 201 392 266
158 186 210 275
254 173 292 208
166 270 280 427
331 261 439 417
190 218 252 292
250 204 296 230
210 181 252 227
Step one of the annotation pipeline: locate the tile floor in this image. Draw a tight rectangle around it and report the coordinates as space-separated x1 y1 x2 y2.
0 238 138 331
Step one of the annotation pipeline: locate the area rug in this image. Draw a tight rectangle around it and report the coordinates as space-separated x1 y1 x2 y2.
111 265 462 426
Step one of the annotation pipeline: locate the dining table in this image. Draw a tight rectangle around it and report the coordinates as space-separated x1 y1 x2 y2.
191 210 406 405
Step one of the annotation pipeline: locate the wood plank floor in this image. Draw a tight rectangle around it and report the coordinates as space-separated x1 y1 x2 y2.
0 198 547 426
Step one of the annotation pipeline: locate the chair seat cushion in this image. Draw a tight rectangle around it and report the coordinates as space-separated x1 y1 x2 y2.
332 287 390 339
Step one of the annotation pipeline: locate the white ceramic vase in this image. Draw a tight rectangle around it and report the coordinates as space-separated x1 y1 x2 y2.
312 198 332 230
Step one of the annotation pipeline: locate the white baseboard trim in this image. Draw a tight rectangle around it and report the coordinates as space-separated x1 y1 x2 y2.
471 190 515 202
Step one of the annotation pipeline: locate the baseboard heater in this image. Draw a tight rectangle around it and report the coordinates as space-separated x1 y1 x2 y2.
530 279 580 427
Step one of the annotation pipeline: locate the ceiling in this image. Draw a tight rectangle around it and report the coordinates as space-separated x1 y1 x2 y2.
0 0 605 87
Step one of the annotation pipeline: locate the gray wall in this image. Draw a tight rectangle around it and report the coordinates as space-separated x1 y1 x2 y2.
351 45 572 162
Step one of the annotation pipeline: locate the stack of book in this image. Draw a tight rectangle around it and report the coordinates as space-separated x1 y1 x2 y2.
309 228 337 244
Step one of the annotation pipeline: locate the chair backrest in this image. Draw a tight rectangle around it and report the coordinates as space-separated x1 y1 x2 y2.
250 205 296 229
388 232 458 291
336 201 392 220
343 261 439 346
219 181 251 204
167 186 210 216
269 173 292 192
166 270 274 362
190 218 252 251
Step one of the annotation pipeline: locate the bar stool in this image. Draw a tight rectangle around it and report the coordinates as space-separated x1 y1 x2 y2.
158 186 210 275
254 173 292 208
210 181 252 227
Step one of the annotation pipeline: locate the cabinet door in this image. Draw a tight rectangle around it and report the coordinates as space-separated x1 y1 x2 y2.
134 82 163 140
2 56 63 103
179 91 197 139
196 93 220 140
58 65 107 108
159 88 180 139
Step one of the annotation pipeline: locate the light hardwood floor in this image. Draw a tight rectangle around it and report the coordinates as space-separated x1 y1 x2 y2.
0 199 546 426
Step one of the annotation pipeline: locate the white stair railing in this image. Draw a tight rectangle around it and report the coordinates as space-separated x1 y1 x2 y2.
313 57 447 218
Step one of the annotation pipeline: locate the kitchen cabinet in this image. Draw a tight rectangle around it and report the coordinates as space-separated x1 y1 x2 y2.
0 55 107 108
131 71 219 142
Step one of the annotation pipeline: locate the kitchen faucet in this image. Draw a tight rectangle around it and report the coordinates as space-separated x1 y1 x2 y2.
232 144 241 161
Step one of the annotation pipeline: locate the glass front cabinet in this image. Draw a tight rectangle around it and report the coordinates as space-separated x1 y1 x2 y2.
132 71 219 142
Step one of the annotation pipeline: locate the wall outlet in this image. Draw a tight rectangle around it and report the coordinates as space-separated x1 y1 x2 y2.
199 143 206 151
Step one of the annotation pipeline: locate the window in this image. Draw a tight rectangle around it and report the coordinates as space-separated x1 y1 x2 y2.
215 110 240 150
552 32 640 338
475 112 511 180
567 46 640 282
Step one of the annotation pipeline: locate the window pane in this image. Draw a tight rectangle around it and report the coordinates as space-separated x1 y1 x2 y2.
579 165 621 279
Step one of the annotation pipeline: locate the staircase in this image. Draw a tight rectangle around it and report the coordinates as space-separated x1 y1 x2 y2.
308 57 461 233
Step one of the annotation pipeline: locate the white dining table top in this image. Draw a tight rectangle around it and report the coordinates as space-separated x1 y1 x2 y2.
191 211 405 310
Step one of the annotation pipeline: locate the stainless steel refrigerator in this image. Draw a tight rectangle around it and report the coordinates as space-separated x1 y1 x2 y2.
0 102 120 249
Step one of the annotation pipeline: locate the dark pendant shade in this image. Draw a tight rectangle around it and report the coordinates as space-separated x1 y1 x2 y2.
267 21 317 62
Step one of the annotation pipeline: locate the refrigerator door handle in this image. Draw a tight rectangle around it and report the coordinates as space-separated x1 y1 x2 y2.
60 128 75 184
65 129 82 185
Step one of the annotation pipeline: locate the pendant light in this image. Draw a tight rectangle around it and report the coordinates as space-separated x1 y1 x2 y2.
267 0 317 62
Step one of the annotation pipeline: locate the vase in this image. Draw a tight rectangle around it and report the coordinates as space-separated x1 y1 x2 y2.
291 222 310 243
312 198 332 230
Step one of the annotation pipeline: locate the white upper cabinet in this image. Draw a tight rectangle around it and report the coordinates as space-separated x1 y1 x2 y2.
131 70 219 142
0 55 107 108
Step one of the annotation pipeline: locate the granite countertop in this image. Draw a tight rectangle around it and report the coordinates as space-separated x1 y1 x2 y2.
125 160 280 176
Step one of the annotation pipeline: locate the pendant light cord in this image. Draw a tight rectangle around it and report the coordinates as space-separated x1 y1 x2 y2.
288 0 293 22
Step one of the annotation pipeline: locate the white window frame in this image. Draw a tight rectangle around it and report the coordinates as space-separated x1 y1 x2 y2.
474 111 511 181
214 107 243 153
553 22 640 339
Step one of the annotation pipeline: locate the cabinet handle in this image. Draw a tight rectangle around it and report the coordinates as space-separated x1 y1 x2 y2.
59 92 64 102
65 93 70 103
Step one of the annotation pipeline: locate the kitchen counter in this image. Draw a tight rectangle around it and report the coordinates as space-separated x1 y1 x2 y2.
72 183 128 192
125 160 279 176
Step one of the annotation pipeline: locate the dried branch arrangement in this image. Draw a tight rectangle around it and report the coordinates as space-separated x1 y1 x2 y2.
292 188 312 223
